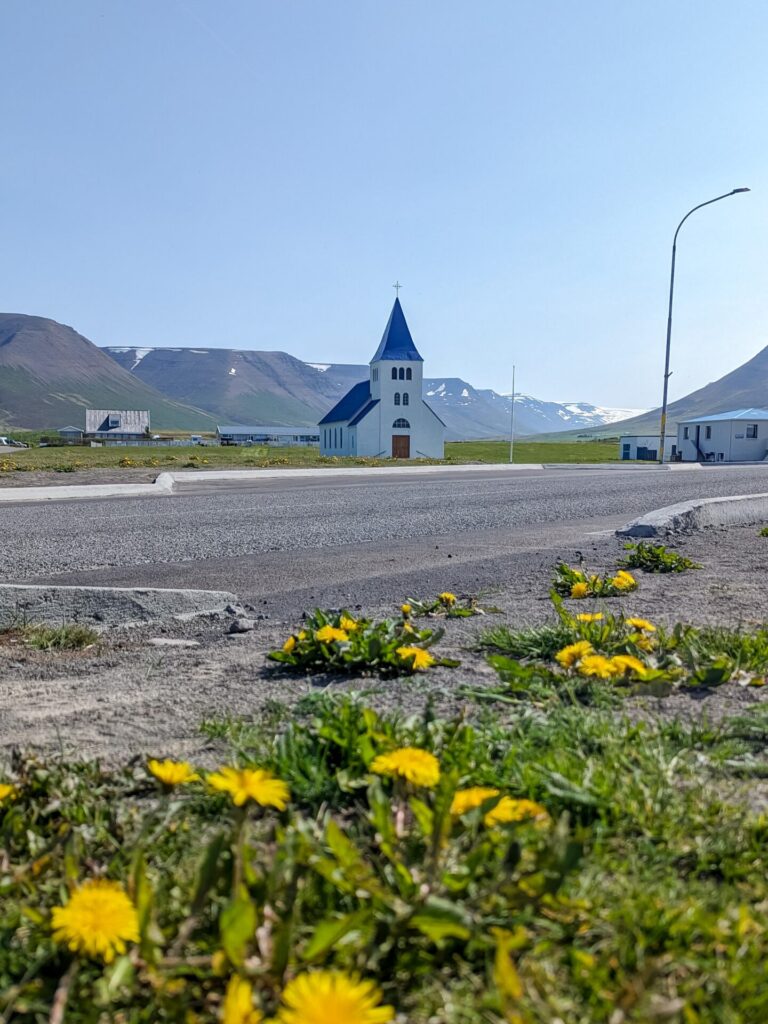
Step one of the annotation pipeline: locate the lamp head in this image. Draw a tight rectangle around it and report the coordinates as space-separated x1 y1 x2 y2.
732 187 751 193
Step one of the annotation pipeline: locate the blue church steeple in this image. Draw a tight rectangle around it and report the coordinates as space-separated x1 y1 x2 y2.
369 298 423 363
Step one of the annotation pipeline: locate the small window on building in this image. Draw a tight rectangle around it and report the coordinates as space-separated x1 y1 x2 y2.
333 428 337 447
108 415 121 429
391 367 397 380
683 427 689 439
393 418 410 428
705 425 712 439
406 367 412 380
747 424 758 438
339 427 342 447
394 392 400 405
398 367 405 380
402 392 409 406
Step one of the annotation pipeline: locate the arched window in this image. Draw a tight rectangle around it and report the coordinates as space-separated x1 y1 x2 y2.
393 418 410 428
406 367 412 380
402 392 409 406
398 367 405 380
394 392 400 405
391 367 397 380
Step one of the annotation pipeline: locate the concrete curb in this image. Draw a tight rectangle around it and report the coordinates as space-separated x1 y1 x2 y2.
0 584 240 628
0 476 174 503
617 491 768 537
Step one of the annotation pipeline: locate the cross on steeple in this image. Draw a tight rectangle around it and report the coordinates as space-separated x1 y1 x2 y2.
392 280 403 297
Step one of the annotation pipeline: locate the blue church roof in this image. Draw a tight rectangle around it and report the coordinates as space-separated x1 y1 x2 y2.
369 298 423 362
318 380 371 424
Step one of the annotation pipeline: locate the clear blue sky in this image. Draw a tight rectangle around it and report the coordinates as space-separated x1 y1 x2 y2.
3 0 766 407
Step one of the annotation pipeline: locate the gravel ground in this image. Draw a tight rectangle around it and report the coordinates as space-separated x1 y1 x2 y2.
4 465 768 583
2 523 767 765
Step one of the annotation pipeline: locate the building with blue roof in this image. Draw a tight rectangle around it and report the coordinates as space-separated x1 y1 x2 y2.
319 298 445 459
676 409 768 462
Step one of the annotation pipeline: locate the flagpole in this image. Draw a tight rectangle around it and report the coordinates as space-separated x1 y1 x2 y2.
509 365 516 464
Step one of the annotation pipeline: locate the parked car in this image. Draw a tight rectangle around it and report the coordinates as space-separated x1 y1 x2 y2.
0 436 27 448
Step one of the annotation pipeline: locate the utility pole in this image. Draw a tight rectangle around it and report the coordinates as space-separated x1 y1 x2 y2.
509 365 516 464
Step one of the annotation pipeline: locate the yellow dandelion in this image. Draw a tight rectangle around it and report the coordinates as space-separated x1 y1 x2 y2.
277 970 394 1024
611 571 636 591
0 782 18 803
208 767 290 809
632 633 655 652
370 747 440 787
484 797 549 828
297 630 307 640
147 759 198 787
222 975 263 1024
570 582 589 599
625 617 656 632
608 654 647 677
402 622 415 634
401 603 412 616
339 615 359 632
51 879 139 963
315 625 349 644
395 645 435 671
576 654 619 679
450 786 500 815
282 636 296 653
576 612 603 622
555 640 593 669
438 592 457 606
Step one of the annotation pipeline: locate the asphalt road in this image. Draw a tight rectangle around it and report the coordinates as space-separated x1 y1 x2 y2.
3 465 768 612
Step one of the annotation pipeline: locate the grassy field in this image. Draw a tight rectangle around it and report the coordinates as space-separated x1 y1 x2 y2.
0 438 621 475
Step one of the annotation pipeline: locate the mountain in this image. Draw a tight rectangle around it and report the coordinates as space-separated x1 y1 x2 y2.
563 342 768 439
103 346 635 440
0 314 215 430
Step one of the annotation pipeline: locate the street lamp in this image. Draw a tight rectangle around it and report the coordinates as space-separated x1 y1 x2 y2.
658 187 750 463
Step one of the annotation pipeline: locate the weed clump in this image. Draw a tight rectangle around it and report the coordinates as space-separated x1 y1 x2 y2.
619 540 701 573
269 609 459 675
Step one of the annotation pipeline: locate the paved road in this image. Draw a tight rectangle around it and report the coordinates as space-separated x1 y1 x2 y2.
3 465 768 611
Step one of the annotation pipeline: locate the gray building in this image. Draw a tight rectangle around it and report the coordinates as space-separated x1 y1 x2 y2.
57 425 84 441
216 425 320 446
677 409 768 462
85 409 150 440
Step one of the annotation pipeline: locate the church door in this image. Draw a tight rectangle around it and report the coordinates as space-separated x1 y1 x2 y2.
392 435 410 458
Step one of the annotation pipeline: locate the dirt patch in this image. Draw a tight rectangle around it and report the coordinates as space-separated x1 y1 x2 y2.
2 523 768 764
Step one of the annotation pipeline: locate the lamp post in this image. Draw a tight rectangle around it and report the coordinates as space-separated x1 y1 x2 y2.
658 187 750 463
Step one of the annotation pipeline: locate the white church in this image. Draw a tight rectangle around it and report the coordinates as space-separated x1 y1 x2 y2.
319 298 445 459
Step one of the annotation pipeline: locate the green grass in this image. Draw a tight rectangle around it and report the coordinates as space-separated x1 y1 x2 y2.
2 695 768 1022
0 623 100 650
0 438 622 475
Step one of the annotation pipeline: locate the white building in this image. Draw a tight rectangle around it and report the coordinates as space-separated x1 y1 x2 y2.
318 299 445 459
676 409 768 462
619 434 677 462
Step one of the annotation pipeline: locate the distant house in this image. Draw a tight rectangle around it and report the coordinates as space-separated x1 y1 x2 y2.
85 409 150 440
57 425 84 442
677 409 768 462
216 425 320 446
